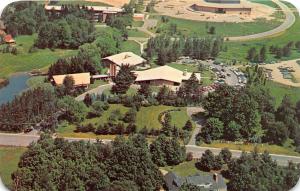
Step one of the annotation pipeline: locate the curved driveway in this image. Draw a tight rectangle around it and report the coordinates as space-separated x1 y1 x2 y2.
227 0 296 41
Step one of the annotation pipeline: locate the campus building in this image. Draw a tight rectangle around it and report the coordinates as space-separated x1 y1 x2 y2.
103 52 146 77
44 5 124 22
191 0 252 15
52 73 91 88
134 66 201 87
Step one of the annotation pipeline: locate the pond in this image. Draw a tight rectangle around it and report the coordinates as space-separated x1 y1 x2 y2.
0 73 30 105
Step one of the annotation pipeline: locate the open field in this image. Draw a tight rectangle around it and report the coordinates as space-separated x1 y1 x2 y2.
200 140 300 156
0 146 27 189
151 14 283 37
266 81 300 107
154 0 276 23
120 40 141 55
219 7 300 62
262 59 300 87
0 35 77 78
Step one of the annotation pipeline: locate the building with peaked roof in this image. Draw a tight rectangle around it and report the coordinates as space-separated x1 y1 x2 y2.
164 172 227 191
44 5 124 22
103 52 146 76
133 13 145 21
3 35 15 44
52 73 91 88
134 65 201 87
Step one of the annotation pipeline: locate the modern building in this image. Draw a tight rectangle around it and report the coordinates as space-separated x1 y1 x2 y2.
52 73 91 88
134 65 201 87
164 172 227 191
191 0 252 15
103 52 146 77
44 5 124 22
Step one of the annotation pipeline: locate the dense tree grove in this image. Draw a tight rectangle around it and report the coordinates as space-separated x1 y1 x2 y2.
35 15 95 49
201 83 300 146
2 2 47 36
3 2 96 47
146 35 223 65
0 88 58 132
12 135 163 191
227 151 300 191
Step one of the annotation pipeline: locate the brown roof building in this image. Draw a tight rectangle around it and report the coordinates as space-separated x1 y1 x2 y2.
3 35 15 44
134 66 201 87
52 73 91 88
103 52 146 76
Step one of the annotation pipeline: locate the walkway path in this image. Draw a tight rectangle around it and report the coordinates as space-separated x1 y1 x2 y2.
227 0 296 41
75 84 112 101
186 107 205 145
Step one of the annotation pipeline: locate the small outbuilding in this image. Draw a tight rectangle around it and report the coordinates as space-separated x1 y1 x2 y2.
52 73 91 88
133 13 145 21
103 52 146 76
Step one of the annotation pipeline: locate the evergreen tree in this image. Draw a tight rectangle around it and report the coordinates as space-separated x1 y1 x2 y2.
111 64 136 94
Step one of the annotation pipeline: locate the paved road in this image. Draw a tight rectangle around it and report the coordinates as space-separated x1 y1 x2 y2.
186 145 300 166
0 133 111 147
227 0 295 41
1 132 299 166
75 84 112 101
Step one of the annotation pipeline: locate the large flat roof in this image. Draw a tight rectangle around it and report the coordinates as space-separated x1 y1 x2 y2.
134 66 201 84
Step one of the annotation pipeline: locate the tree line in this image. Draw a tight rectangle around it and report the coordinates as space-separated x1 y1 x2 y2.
247 40 300 62
146 35 223 65
0 88 58 132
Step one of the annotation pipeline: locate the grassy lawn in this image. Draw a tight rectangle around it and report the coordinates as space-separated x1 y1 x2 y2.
87 80 108 91
168 63 199 72
0 146 27 189
266 81 300 107
200 141 300 156
128 29 150 38
201 70 215 86
219 8 300 62
249 0 279 8
26 76 54 91
132 21 144 27
0 34 77 78
120 40 141 55
161 161 210 177
151 14 283 37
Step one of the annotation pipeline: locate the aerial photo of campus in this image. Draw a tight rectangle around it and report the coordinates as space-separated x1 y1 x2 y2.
0 0 300 190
